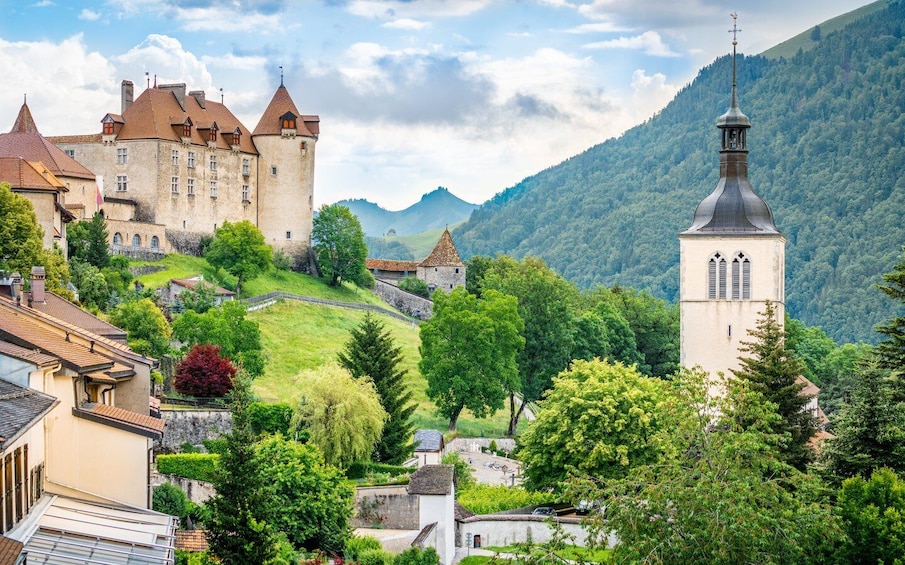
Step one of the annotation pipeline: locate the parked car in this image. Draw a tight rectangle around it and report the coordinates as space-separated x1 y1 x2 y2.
576 500 600 515
532 506 556 516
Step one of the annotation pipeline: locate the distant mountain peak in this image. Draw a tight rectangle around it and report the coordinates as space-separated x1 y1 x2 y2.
334 187 478 237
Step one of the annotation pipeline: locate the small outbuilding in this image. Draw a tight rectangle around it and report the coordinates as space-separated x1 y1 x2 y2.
413 429 444 467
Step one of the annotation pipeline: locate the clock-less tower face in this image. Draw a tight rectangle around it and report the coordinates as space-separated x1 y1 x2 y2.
678 40 786 381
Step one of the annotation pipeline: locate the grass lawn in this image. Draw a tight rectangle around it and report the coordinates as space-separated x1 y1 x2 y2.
249 299 522 437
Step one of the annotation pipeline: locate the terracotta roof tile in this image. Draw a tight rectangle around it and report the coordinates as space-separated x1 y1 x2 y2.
418 229 464 267
796 375 820 397
253 85 317 137
0 158 67 192
366 259 420 272
79 402 165 438
0 339 59 367
0 104 96 180
0 536 23 565
24 291 127 342
175 530 209 552
48 134 102 144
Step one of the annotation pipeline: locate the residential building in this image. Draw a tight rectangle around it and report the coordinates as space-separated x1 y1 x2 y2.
367 229 466 293
0 158 74 252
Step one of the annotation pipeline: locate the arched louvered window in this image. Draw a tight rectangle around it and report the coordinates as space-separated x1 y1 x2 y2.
708 253 728 299
731 253 751 300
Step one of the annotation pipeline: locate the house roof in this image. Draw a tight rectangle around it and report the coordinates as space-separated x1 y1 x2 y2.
0 103 96 181
366 259 420 273
170 277 235 296
75 402 165 439
0 536 23 565
408 464 454 496
0 158 67 193
22 291 127 343
0 340 59 368
418 229 464 268
253 85 318 137
91 85 258 154
413 429 444 452
0 378 59 451
175 530 209 553
796 375 820 397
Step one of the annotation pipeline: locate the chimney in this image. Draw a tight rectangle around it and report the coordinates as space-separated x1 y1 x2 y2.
160 83 187 110
122 80 134 113
189 90 206 109
10 272 23 303
30 266 45 304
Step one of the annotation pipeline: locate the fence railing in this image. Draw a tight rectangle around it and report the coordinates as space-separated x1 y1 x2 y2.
242 291 419 324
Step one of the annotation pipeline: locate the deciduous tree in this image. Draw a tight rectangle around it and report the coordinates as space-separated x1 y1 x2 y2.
519 359 667 491
0 182 43 275
172 300 265 376
837 468 905 564
312 204 369 287
205 220 272 296
109 297 172 358
338 313 415 464
174 344 237 398
291 363 387 468
67 212 110 269
419 288 524 431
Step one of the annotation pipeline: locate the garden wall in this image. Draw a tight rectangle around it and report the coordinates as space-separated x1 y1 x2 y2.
446 438 517 454
352 485 420 530
456 515 615 549
156 408 232 452
151 472 215 505
373 280 433 319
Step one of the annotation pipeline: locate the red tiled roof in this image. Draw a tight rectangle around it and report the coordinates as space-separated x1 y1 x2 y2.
418 229 464 267
0 535 23 565
109 86 258 154
0 104 96 180
0 158 67 192
79 402 165 438
0 339 59 367
175 530 209 552
24 291 128 342
253 85 317 137
796 375 820 397
366 259 419 272
49 134 103 144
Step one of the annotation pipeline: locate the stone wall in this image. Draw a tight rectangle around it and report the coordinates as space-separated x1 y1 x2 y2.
456 515 613 549
353 485 420 530
151 472 215 505
446 438 517 454
157 409 232 452
373 280 433 319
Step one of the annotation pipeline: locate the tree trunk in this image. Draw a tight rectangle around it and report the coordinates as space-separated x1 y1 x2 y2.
507 394 527 436
448 406 463 431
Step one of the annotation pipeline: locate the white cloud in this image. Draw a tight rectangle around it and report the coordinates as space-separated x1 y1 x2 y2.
32 0 54 7
113 35 214 92
201 52 268 71
578 0 721 27
629 69 678 119
536 0 575 7
78 8 102 21
105 0 285 33
382 18 432 31
507 32 534 38
562 21 632 34
346 0 494 19
584 31 680 57
0 34 117 136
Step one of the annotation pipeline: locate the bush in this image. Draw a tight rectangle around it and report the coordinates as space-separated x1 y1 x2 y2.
174 344 237 398
441 452 475 489
394 547 440 565
247 402 294 436
346 461 415 480
359 548 393 565
175 550 217 565
457 484 553 515
152 483 192 523
157 453 219 482
398 276 429 298
837 467 905 563
344 535 382 561
202 438 228 455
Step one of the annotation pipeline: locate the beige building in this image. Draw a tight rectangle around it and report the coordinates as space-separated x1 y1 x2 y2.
51 79 318 262
367 229 467 293
0 158 74 252
678 42 786 380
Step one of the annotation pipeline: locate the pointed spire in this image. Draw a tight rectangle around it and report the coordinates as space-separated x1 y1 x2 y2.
10 101 39 134
279 65 284 88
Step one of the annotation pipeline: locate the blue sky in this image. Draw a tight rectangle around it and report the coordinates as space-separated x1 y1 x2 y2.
0 0 871 209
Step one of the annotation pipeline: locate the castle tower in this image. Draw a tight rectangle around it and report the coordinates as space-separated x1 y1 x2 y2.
679 17 785 378
252 79 319 263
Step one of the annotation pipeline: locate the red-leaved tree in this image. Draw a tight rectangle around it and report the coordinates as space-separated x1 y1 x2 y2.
174 344 237 397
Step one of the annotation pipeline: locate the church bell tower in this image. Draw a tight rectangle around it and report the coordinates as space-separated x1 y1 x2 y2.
679 14 786 378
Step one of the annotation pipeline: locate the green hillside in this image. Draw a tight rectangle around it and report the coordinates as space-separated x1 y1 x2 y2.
454 0 905 344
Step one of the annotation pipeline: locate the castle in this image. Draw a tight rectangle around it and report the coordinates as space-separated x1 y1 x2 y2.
49 78 318 263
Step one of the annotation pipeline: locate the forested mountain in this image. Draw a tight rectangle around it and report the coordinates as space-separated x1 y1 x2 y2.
454 0 905 344
335 187 477 237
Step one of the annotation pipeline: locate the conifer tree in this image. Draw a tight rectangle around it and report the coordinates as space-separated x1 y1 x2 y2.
338 313 415 464
206 375 278 563
875 247 905 394
820 360 905 483
732 300 817 470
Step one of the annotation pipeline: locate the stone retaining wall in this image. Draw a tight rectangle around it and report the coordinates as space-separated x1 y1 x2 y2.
373 280 433 319
157 408 232 452
456 515 614 549
352 485 420 530
446 438 517 454
151 472 215 505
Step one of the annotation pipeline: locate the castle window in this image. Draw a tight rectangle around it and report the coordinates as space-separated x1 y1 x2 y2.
242 158 250 176
209 128 218 142
131 234 141 249
282 117 296 129
231 130 241 146
187 178 195 196
270 165 277 176
64 149 75 158
187 151 196 168
103 120 115 135
210 180 218 198
708 253 728 299
455 268 460 274
113 232 122 246
171 149 179 166
286 231 291 239
151 236 159 249
242 184 249 202
116 148 128 164
731 253 752 300
115 174 128 192
171 176 179 194
183 123 192 138
300 141 307 154
209 155 217 171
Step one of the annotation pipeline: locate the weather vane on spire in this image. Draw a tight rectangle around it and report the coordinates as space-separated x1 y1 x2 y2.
729 12 742 46
280 65 284 87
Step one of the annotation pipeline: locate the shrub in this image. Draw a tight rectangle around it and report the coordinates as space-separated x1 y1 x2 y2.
344 535 382 561
152 483 192 525
457 484 553 515
359 548 393 565
837 467 905 563
174 344 237 398
157 453 219 482
346 461 415 480
441 452 475 489
202 438 228 455
398 276 429 298
247 402 294 436
394 547 439 565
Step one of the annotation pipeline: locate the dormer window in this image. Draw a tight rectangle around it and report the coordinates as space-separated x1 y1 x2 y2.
209 126 218 142
230 127 241 146
103 121 115 135
281 114 296 129
183 123 192 137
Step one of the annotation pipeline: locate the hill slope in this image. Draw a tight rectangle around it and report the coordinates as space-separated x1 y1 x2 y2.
454 1 905 343
336 187 478 237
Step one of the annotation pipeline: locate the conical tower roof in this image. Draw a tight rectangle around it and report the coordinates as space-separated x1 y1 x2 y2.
418 229 464 267
253 85 313 136
0 103 95 180
11 102 39 134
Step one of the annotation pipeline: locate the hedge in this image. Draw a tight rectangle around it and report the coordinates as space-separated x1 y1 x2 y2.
157 453 219 482
346 461 416 480
457 484 553 515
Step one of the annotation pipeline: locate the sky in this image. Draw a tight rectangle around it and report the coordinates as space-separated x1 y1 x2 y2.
0 0 873 210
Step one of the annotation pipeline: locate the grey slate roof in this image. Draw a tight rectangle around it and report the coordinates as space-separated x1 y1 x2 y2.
0 378 58 450
408 464 454 495
682 168 780 235
413 429 444 452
